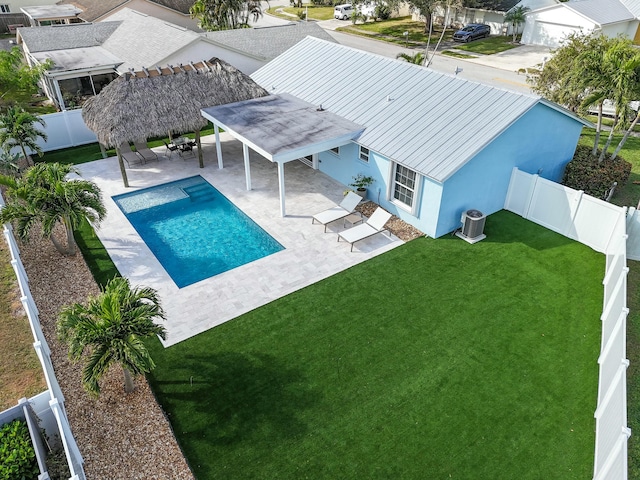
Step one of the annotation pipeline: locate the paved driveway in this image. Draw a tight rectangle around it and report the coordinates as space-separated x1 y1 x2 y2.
463 44 551 72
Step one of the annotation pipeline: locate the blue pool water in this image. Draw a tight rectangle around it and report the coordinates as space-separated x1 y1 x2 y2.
113 176 284 288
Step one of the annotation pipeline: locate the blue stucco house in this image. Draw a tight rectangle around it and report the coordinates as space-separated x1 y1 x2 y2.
201 37 589 238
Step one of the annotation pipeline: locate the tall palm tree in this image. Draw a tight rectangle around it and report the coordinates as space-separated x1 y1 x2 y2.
190 0 263 31
0 163 106 256
396 52 426 65
595 42 640 162
0 107 47 167
58 277 167 397
504 6 529 43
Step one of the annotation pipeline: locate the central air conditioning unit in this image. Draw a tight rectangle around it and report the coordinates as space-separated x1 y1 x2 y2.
455 209 486 244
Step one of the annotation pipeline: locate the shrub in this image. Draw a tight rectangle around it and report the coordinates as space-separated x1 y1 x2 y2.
46 448 71 480
0 419 39 480
562 145 631 200
375 4 391 19
296 8 306 19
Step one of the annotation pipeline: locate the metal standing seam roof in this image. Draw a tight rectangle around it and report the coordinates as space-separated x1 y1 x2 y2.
564 0 635 25
621 0 640 17
252 37 572 183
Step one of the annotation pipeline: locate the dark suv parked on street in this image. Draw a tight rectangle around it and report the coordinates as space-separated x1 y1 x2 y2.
452 24 491 42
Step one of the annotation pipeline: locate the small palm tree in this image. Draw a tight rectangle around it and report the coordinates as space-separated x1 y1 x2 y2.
0 162 106 256
58 277 167 397
504 6 529 43
396 52 426 65
0 107 47 167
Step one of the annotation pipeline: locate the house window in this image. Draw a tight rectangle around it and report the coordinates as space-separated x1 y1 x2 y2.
359 146 369 163
392 164 417 209
330 146 339 155
0 5 10 13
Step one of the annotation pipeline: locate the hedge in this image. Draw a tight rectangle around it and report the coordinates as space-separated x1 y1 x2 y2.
562 145 631 200
0 419 38 480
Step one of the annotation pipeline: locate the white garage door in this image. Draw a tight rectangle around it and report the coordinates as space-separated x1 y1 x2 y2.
530 21 582 48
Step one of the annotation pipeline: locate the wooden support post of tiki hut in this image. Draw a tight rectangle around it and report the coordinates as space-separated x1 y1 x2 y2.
195 130 203 168
115 149 129 187
81 59 269 181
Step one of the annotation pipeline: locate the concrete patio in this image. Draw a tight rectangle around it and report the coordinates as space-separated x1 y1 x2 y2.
77 133 404 347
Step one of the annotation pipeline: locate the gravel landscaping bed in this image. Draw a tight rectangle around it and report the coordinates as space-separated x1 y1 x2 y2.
18 227 193 480
355 201 425 241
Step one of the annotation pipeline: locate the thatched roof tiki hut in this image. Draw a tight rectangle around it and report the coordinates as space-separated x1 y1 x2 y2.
82 59 269 186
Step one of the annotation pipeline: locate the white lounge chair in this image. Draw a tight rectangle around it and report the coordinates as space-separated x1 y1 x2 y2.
338 207 392 252
134 140 158 163
312 191 362 232
118 142 143 167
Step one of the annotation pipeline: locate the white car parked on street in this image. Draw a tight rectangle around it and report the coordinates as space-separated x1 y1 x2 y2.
334 4 353 19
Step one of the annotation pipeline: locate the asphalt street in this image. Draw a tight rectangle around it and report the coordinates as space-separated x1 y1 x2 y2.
252 5 540 94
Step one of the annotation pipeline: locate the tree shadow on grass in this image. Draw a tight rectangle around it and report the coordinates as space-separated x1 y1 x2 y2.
149 351 320 447
480 210 576 251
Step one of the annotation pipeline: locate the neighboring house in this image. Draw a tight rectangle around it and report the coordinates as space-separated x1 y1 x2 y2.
17 8 333 109
21 4 82 25
57 0 201 31
204 37 590 238
424 0 557 35
200 22 336 74
0 0 59 32
521 0 640 47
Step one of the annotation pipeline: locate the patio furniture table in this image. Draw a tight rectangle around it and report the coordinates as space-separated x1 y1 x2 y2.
173 137 196 157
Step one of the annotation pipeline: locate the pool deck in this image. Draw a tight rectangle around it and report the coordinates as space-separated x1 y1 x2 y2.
77 133 404 347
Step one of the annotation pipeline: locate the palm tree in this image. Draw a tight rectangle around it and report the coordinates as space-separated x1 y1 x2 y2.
396 52 426 65
595 42 640 162
190 0 263 31
58 277 167 397
0 107 47 167
407 0 439 34
0 163 106 256
504 6 529 43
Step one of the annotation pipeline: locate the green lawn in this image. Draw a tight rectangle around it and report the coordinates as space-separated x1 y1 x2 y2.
441 50 475 59
39 124 217 165
266 5 334 21
338 17 454 46
451 36 518 55
144 211 602 479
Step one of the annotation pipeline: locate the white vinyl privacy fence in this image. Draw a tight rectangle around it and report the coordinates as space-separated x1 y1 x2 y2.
504 168 630 480
6 109 97 156
0 197 85 479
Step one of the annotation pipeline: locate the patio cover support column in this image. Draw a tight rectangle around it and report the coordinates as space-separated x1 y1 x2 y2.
278 161 285 217
243 143 251 191
214 124 223 170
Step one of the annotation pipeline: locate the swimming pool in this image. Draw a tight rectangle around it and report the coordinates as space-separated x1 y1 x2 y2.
113 176 284 288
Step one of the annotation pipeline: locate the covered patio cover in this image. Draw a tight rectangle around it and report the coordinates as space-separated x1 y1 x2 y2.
201 93 365 216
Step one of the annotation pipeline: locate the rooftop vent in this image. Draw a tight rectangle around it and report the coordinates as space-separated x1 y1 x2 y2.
455 209 486 244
